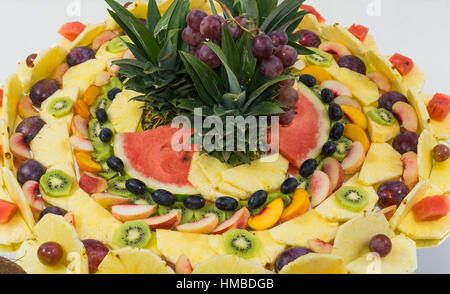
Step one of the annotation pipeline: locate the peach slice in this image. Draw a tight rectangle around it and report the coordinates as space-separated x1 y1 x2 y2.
64 212 76 227
343 124 370 153
311 170 332 208
401 151 419 190
322 157 344 193
18 96 40 119
71 115 89 139
318 41 351 59
211 207 250 234
392 101 418 133
300 65 332 84
91 192 131 208
83 85 102 106
75 99 91 120
92 31 117 51
79 172 108 194
111 204 156 222
54 63 69 84
95 71 112 87
307 238 333 254
9 133 32 161
247 198 284 231
341 141 366 175
143 210 182 230
321 80 352 97
280 188 310 222
340 104 368 130
107 58 121 76
334 96 362 111
123 49 135 60
70 136 94 152
367 71 391 92
377 205 397 221
22 180 45 221
175 254 193 274
75 152 102 173
176 215 219 234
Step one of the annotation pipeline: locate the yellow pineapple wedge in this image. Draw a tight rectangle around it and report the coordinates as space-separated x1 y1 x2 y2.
66 23 106 51
0 119 13 170
320 23 365 60
428 117 450 140
316 173 379 222
365 107 400 143
269 210 338 247
415 232 449 248
403 64 425 93
30 122 73 168
429 157 450 193
107 89 144 133
408 89 430 132
97 247 174 274
2 73 24 132
359 143 403 185
192 255 269 274
40 87 79 129
188 159 224 201
62 58 107 96
279 253 347 274
195 153 230 187
346 234 417 274
297 13 322 35
417 129 437 181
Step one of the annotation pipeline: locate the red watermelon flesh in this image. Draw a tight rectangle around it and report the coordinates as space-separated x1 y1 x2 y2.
279 83 330 168
115 125 198 195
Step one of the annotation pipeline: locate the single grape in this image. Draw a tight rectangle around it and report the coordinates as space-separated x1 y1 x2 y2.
37 242 63 266
432 144 450 162
377 180 410 208
378 91 408 113
233 16 248 39
189 45 201 58
182 27 204 47
279 109 295 126
392 131 419 154
29 79 60 107
298 74 316 87
16 116 46 144
330 123 345 141
186 9 208 31
328 103 343 121
298 30 321 48
321 88 335 104
280 77 295 88
338 55 366 75
369 234 392 257
200 15 222 40
269 30 288 47
39 206 67 220
260 56 283 79
26 53 38 67
278 87 299 109
17 160 46 186
82 239 109 274
67 47 96 67
275 45 297 68
275 247 311 273
198 44 221 69
227 17 248 40
300 158 317 178
252 34 273 60
322 141 337 157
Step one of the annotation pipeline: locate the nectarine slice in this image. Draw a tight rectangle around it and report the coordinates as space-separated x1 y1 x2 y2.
311 170 332 207
280 189 310 222
341 141 366 175
112 204 156 222
211 207 250 234
247 198 284 230
340 104 367 130
75 152 102 173
392 101 418 133
343 124 370 153
79 172 107 194
401 152 418 190
176 215 218 234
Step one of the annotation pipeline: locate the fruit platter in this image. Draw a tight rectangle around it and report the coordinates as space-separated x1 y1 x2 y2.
0 0 448 274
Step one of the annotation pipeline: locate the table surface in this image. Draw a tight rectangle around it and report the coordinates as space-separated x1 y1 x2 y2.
0 0 449 274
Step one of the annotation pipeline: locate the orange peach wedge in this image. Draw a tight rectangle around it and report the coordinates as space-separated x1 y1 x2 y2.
248 198 284 231
340 104 367 130
280 188 310 222
343 123 370 153
175 254 193 274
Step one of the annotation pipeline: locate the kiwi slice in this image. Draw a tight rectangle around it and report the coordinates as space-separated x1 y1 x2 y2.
132 192 156 206
40 170 73 197
367 108 395 126
107 176 133 198
47 97 74 118
91 142 113 161
194 204 227 223
223 229 260 259
336 186 369 212
88 119 115 142
112 220 151 248
107 36 132 53
332 137 352 162
90 98 112 118
96 160 117 180
296 176 311 194
158 202 194 225
305 48 333 67
101 77 123 96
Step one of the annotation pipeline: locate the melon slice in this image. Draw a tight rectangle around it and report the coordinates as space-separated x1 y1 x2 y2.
279 82 330 168
115 125 198 195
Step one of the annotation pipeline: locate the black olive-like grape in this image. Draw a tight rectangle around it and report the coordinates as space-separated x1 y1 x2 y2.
99 128 113 143
106 156 124 172
248 190 268 210
321 88 335 104
152 189 176 206
328 103 343 121
299 158 317 178
322 141 337 157
107 88 121 100
183 195 205 210
215 196 239 211
330 123 345 141
125 178 146 195
96 108 108 123
280 178 298 194
298 74 316 88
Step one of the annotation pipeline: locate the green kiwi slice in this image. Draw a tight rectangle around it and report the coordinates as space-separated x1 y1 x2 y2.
96 160 118 180
367 108 395 126
40 170 73 197
90 98 112 118
296 176 311 194
91 142 113 161
107 176 133 198
112 220 151 248
158 202 194 225
223 229 260 259
332 137 352 162
194 204 227 223
101 77 123 96
336 186 369 212
47 97 74 118
132 192 156 206
107 36 132 53
88 119 115 142
305 48 333 67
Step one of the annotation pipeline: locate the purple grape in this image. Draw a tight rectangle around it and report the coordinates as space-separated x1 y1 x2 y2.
16 116 45 144
369 234 392 257
227 17 248 40
279 109 296 126
186 9 208 31
17 160 46 186
29 79 60 107
189 46 201 58
39 206 67 220
182 27 204 47
280 77 295 88
338 55 366 75
269 30 288 47
392 131 419 154
67 46 96 67
82 239 109 274
200 15 223 40
198 44 221 69
38 242 63 266
432 144 450 162
252 34 273 60
278 87 299 109
260 56 283 79
298 29 321 48
377 180 410 208
378 91 409 113
275 45 297 68
275 247 311 273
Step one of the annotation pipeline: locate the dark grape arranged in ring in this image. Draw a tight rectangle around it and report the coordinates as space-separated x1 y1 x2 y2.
377 180 409 208
280 177 298 194
96 108 108 123
99 128 113 143
321 88 335 104
322 141 337 157
378 91 408 113
107 88 122 100
275 247 311 273
300 158 318 178
215 196 239 211
17 159 46 186
248 190 268 210
299 74 316 88
369 234 392 257
184 195 205 210
392 131 419 154
67 46 96 67
39 206 67 220
16 116 46 144
298 30 321 48
152 189 176 206
106 156 124 172
125 178 146 195
38 242 63 266
328 103 343 121
330 123 344 140
337 55 366 75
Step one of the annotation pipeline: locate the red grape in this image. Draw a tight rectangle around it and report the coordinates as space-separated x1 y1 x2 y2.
186 9 207 32
378 91 409 113
30 79 60 107
38 242 63 266
278 87 299 108
377 180 409 208
200 15 223 40
17 160 46 186
275 247 311 273
338 55 366 75
269 30 288 47
16 116 46 143
280 77 295 88
252 34 273 60
67 47 96 67
392 131 419 154
260 56 283 79
432 144 450 162
275 45 297 67
369 234 392 257
82 239 109 274
182 27 204 47
298 29 321 48
279 109 296 126
39 206 67 220
227 17 248 40
198 44 221 69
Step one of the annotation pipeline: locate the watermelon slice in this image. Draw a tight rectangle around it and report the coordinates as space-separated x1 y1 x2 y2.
114 125 198 195
279 82 330 168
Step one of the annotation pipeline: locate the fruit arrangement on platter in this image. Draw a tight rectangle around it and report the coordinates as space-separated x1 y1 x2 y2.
0 0 448 274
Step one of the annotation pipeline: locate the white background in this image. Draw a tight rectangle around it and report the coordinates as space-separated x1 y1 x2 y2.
0 0 449 273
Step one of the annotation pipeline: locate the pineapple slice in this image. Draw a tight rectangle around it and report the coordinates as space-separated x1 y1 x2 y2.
415 232 448 248
362 35 379 53
320 23 366 60
30 122 73 168
279 253 347 274
188 159 224 201
359 143 403 185
144 234 161 256
195 153 231 187
429 158 450 193
107 89 145 133
417 129 437 181
217 181 248 199
62 58 107 96
367 114 401 143
428 117 450 140
0 119 13 170
192 255 268 274
403 63 425 93
220 154 289 195
316 173 379 222
269 210 338 247
40 87 79 129
346 234 417 274
66 23 106 50
2 73 24 132
97 247 174 274
297 13 322 35
408 89 430 132
332 213 395 264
